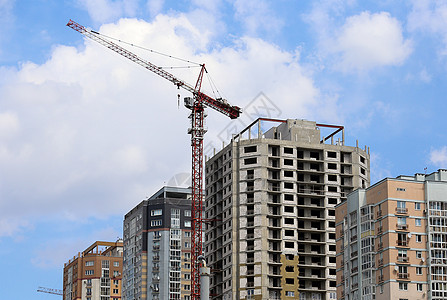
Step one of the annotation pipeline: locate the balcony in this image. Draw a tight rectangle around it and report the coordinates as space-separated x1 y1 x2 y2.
396 224 408 230
396 207 408 214
377 210 382 218
378 258 383 266
397 240 408 247
378 242 383 250
352 251 358 257
351 235 357 242
351 267 358 273
377 226 383 233
398 273 409 279
351 283 358 290
153 245 160 251
397 256 409 263
378 275 384 282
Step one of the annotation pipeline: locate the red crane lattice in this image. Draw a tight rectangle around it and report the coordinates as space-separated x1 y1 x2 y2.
67 20 241 299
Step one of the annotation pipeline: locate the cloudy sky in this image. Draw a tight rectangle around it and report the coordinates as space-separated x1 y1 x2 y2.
1 0 447 297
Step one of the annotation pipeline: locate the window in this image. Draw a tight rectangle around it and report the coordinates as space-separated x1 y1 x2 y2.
113 289 119 294
416 234 422 243
86 287 92 295
417 283 423 291
416 267 422 275
284 147 293 154
397 188 406 192
113 270 120 277
184 231 191 238
244 146 257 153
184 263 191 269
415 202 421 210
85 270 94 276
184 242 190 248
184 210 191 217
102 260 109 268
151 209 162 216
327 151 337 158
184 273 191 279
281 159 292 167
184 284 191 290
397 201 406 208
399 282 408 290
416 251 422 259
285 291 295 297
285 241 294 248
184 220 191 227
415 218 422 226
85 261 94 266
397 217 407 225
151 219 162 227
113 280 119 285
244 158 257 165
113 261 119 267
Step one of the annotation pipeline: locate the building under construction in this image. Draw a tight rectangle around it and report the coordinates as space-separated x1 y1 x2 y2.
204 118 370 300
63 240 123 300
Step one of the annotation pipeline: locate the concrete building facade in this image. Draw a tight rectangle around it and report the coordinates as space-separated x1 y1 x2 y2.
204 118 370 300
63 240 124 300
335 169 447 300
122 186 193 300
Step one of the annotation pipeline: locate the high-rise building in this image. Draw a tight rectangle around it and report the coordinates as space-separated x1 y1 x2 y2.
204 118 370 300
122 186 193 300
336 169 447 300
63 240 124 300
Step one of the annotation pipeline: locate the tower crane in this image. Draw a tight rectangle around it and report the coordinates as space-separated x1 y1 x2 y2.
37 287 63 296
66 20 241 299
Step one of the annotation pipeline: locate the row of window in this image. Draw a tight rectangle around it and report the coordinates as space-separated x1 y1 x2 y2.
151 209 191 217
150 220 191 227
85 269 121 276
85 260 120 267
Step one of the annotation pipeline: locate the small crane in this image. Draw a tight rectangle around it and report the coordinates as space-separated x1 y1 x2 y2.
37 287 63 296
67 20 241 300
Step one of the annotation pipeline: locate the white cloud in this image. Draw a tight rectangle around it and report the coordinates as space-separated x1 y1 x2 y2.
332 12 412 72
430 146 447 166
0 111 19 138
31 226 121 269
0 15 322 237
304 3 412 73
232 0 284 36
146 0 164 17
76 0 140 23
408 1 447 56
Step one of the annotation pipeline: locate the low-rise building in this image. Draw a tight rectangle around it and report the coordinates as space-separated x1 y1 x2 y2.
63 240 124 300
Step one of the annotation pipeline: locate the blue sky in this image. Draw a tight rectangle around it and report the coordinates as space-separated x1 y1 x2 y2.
1 0 447 298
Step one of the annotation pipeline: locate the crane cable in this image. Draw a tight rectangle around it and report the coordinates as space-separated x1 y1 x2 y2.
93 30 202 67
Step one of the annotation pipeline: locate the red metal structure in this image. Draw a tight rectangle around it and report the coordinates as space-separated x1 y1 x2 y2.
67 20 241 299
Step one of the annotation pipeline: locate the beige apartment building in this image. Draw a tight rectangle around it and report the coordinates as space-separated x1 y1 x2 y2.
205 118 370 300
63 240 124 300
336 169 447 300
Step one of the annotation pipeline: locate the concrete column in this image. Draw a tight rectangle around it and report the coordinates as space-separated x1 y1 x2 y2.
200 266 210 300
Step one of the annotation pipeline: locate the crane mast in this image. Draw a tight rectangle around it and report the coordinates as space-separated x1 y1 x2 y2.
67 20 241 300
